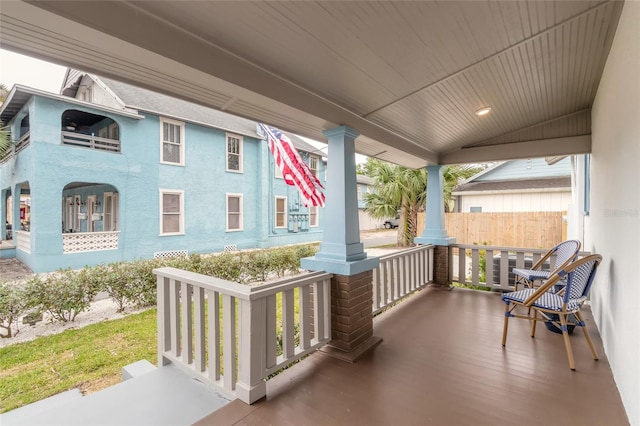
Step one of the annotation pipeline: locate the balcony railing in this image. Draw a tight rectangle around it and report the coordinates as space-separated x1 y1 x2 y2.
0 132 31 164
15 230 31 254
372 244 434 314
61 131 121 153
450 243 590 291
62 231 120 253
153 268 333 404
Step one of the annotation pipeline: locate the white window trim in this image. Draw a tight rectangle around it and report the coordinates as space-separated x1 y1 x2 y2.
225 133 243 173
226 193 244 232
159 189 185 236
309 205 319 227
275 196 287 229
103 191 119 231
274 161 283 179
309 155 319 178
108 122 120 140
160 117 185 166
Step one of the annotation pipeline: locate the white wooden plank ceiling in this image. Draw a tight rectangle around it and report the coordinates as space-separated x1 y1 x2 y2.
0 1 624 167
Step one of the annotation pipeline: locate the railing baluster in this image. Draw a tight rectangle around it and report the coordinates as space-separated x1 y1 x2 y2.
299 286 311 350
181 282 193 365
372 266 380 311
170 279 180 358
485 249 494 287
322 279 331 340
313 281 324 344
193 287 205 372
222 294 236 391
471 249 479 284
458 247 467 284
265 294 277 368
207 290 220 381
282 289 295 359
500 251 510 290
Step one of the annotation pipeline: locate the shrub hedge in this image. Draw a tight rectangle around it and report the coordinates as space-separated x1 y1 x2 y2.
0 244 318 334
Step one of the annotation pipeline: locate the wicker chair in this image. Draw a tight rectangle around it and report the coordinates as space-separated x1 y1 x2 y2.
501 254 602 370
512 240 581 290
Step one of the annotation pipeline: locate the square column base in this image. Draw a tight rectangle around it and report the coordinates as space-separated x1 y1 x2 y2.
301 255 379 276
320 335 383 363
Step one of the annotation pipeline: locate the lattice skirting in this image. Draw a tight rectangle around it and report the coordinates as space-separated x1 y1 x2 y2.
154 250 188 259
63 232 119 253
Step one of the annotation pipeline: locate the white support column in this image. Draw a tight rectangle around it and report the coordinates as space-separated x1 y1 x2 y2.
301 126 379 276
415 165 455 246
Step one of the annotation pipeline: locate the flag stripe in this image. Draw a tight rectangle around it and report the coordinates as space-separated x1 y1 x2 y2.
259 123 325 207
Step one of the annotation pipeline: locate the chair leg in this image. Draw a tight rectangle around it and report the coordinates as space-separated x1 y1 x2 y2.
559 314 576 370
575 311 599 361
502 303 510 346
530 309 538 337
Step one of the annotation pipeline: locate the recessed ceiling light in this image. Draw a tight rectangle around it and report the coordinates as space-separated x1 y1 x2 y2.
475 106 492 116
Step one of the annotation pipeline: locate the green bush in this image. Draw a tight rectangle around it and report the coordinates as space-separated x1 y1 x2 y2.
6 244 319 324
25 270 99 323
0 282 27 338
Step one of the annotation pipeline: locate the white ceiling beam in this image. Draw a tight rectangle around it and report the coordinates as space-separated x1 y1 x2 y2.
439 135 591 165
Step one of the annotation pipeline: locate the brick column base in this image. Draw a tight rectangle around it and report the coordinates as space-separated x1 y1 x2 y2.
433 245 451 287
320 270 382 363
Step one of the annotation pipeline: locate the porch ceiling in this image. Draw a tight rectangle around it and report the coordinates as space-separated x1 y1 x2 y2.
0 1 623 167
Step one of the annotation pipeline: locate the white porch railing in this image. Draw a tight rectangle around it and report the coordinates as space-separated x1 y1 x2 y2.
153 268 333 404
61 131 121 153
62 231 120 253
450 243 590 291
0 132 31 164
372 244 434 315
15 230 31 253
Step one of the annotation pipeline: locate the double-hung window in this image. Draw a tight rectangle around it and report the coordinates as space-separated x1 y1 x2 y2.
309 205 319 227
160 118 185 165
160 190 184 235
226 194 243 231
275 197 287 228
226 133 243 172
308 155 319 178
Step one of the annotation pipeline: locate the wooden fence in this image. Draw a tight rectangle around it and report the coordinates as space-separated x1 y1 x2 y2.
417 211 567 248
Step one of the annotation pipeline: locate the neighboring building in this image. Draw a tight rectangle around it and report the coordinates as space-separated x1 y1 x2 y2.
356 175 380 230
452 157 571 213
0 71 325 272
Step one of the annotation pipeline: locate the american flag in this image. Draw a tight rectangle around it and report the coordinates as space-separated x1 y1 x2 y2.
258 123 325 207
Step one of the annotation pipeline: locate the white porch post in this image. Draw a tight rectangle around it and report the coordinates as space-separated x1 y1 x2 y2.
301 126 378 275
415 165 455 246
1 189 8 240
415 165 454 286
301 126 381 361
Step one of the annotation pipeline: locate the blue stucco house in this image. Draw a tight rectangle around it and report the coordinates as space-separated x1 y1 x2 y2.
0 70 325 272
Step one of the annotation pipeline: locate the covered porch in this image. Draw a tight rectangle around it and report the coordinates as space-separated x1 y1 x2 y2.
197 284 627 425
1 1 638 423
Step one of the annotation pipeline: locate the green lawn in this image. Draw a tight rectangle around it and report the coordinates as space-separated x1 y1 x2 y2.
0 308 157 413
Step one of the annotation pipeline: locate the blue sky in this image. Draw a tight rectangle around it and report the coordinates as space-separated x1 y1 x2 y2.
0 49 67 93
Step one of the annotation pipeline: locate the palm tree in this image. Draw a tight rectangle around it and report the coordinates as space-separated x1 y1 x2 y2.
442 164 485 212
362 159 485 246
363 159 427 246
0 83 9 103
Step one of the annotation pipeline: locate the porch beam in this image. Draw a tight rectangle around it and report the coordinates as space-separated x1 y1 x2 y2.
439 135 591 165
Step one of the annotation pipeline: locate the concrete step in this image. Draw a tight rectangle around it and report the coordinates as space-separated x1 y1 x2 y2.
1 363 231 426
0 389 83 424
